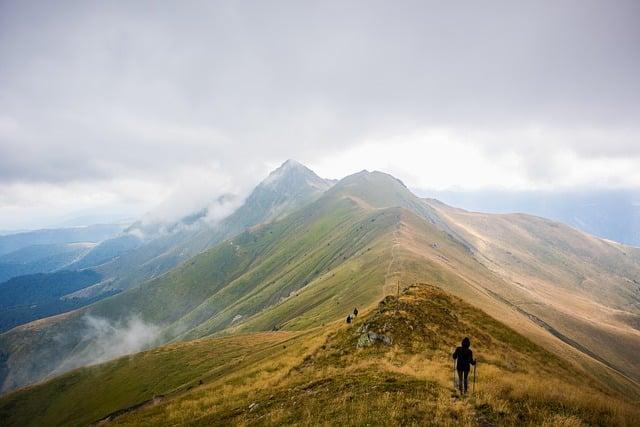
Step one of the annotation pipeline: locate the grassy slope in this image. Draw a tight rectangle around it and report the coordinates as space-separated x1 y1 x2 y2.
0 175 401 393
2 285 638 426
2 169 639 412
0 331 314 427
91 160 332 295
425 199 640 384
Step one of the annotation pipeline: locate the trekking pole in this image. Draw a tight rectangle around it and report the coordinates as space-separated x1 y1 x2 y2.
473 363 477 394
452 357 456 390
395 279 400 315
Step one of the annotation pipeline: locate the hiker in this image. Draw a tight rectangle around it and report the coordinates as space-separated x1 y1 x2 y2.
346 314 352 324
353 307 358 317
452 337 476 394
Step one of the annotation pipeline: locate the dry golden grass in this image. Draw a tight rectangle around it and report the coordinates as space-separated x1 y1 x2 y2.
3 283 637 426
106 284 640 426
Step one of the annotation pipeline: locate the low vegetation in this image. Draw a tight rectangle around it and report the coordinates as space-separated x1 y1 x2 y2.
2 284 638 426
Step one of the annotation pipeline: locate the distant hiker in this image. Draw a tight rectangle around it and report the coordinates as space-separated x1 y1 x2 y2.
346 314 353 324
452 337 476 394
353 307 359 317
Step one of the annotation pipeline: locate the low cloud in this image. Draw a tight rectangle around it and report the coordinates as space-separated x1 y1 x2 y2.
54 314 161 375
203 195 243 225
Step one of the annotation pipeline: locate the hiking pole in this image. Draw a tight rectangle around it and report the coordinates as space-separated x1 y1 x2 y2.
473 363 477 394
452 357 456 390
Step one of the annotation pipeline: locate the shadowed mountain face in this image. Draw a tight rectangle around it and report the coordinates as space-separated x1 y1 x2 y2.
0 243 95 283
0 164 639 403
72 159 334 296
0 224 126 256
0 160 335 334
0 270 105 333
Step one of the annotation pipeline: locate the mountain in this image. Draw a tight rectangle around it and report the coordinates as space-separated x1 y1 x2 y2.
0 170 389 391
0 270 106 333
419 188 640 247
0 242 94 283
1 166 638 402
0 224 127 256
1 284 638 426
71 159 334 296
424 199 640 383
62 234 142 271
0 160 333 335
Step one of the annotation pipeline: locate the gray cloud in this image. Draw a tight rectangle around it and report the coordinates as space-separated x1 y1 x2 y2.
0 1 639 227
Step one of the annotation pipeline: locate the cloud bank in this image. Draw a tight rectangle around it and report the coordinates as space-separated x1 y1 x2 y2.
1 1 639 228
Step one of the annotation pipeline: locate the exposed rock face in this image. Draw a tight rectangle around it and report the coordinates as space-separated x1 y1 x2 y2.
356 324 392 347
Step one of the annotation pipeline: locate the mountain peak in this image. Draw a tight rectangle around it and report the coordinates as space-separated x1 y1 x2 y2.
280 159 305 169
261 159 326 189
225 160 333 226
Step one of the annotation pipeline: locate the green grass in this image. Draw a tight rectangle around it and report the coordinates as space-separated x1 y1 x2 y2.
0 192 399 393
5 284 637 426
2 169 640 426
0 331 306 427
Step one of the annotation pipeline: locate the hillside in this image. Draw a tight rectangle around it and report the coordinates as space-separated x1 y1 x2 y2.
0 243 95 283
1 166 639 406
0 224 126 256
0 171 395 392
0 270 105 332
75 159 333 296
425 199 640 383
420 188 640 247
0 160 332 335
1 285 638 426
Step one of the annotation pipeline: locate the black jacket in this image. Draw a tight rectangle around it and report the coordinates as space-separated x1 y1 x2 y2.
453 346 475 371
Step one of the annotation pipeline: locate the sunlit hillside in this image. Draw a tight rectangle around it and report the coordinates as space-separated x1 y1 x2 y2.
2 285 638 426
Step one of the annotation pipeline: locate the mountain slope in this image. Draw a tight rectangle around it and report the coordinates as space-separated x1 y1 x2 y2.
0 160 333 334
76 160 333 296
425 199 640 383
0 224 126 256
420 188 640 246
0 175 394 392
0 243 94 283
2 285 638 426
0 270 106 332
1 167 639 402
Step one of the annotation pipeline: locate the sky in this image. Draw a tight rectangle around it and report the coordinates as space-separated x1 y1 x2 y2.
1 0 639 229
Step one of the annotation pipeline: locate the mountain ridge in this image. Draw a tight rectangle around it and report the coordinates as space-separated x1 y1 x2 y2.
2 284 638 426
0 163 638 404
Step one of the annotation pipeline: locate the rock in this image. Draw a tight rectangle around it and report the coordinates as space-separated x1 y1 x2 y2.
249 402 258 412
357 333 371 347
357 328 393 347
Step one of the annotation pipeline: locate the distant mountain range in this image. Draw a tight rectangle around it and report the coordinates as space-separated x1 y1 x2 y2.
0 242 95 283
1 160 638 402
418 188 640 247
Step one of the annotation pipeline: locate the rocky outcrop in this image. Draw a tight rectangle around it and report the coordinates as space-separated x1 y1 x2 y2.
356 324 392 347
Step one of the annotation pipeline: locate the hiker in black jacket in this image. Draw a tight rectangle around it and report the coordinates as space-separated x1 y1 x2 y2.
452 337 476 394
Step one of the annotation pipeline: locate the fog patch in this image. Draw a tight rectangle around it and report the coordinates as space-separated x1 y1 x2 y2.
203 194 243 225
54 314 161 374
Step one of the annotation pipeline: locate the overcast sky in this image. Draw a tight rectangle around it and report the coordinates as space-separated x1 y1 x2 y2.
1 0 639 229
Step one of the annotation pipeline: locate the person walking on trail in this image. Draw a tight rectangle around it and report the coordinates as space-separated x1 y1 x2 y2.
452 337 476 394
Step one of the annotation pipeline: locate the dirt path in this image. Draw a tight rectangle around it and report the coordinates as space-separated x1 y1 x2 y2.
383 225 401 298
